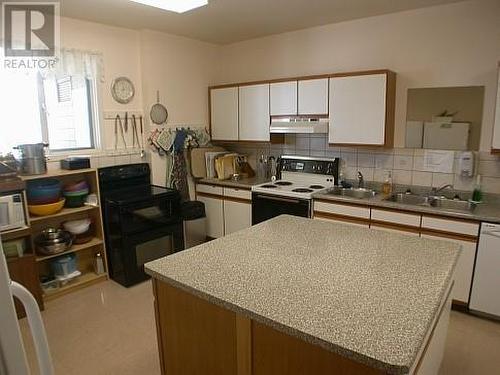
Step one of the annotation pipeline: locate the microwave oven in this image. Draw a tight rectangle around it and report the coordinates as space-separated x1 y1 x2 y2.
0 193 26 232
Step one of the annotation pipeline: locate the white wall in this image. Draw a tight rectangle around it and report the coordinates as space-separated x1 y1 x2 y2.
215 0 500 151
61 17 144 152
59 18 218 180
139 30 218 186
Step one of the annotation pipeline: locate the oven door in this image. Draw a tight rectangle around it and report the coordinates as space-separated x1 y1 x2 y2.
113 197 180 235
252 192 311 225
108 225 184 287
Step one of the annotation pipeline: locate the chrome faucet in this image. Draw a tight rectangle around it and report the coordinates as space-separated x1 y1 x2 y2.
431 184 453 196
357 171 364 189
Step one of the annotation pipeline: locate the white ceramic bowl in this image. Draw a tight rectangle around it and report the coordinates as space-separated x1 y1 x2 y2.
62 218 91 235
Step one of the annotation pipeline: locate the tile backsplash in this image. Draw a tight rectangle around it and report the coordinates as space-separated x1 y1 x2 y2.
222 134 500 194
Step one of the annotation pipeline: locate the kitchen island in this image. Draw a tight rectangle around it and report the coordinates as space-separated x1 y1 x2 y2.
145 215 460 375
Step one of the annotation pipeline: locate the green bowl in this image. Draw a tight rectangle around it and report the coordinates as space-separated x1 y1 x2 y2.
64 194 88 208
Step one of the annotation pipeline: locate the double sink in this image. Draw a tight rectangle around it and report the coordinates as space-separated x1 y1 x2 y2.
327 187 476 213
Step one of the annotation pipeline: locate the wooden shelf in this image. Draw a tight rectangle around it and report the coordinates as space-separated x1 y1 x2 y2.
36 238 104 262
20 168 97 181
1 226 31 241
43 272 107 301
29 204 99 223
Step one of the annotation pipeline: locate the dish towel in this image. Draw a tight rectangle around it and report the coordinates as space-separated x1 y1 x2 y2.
170 130 189 201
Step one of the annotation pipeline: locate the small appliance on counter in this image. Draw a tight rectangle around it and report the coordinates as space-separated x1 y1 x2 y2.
60 157 91 170
14 143 49 175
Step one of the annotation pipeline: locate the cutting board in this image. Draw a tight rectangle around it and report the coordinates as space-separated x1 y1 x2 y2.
190 146 225 178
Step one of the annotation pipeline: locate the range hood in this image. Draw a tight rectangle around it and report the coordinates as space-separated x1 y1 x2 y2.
270 117 328 134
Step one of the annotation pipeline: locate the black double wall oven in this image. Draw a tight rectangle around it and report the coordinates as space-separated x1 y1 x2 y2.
99 164 184 287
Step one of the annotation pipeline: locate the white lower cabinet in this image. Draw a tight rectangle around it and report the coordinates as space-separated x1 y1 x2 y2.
197 195 224 239
421 234 477 304
224 200 251 235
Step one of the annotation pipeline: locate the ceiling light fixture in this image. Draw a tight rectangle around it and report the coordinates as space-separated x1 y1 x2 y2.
129 0 208 13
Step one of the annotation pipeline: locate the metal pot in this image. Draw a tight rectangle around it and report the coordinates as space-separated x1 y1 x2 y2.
35 228 73 255
14 143 49 175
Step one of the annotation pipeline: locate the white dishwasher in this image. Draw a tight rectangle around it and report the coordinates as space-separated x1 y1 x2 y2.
469 222 500 318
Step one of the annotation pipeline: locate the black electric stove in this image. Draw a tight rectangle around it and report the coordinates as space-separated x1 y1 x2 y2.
99 163 184 287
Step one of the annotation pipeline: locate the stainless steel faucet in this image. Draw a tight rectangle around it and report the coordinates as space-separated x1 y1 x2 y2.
357 171 364 189
431 184 453 196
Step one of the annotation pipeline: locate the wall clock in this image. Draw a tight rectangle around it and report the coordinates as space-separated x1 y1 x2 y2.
111 77 135 104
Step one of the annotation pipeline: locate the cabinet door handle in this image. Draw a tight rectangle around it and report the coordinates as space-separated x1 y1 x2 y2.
256 195 302 204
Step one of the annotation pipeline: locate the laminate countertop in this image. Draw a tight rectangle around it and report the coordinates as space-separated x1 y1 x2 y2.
145 215 460 374
197 176 269 190
313 191 500 224
196 178 500 223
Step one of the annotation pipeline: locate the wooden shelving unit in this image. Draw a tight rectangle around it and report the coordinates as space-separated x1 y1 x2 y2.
43 272 107 301
1 226 31 241
35 238 104 262
29 204 98 223
2 168 109 305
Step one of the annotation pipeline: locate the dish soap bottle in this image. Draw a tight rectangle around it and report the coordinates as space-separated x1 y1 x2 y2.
472 174 483 203
382 170 393 196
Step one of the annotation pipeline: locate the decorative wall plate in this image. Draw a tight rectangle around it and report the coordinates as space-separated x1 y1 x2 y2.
111 77 135 104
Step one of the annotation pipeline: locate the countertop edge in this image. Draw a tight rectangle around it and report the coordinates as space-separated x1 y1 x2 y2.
313 193 500 224
145 266 414 375
196 178 500 223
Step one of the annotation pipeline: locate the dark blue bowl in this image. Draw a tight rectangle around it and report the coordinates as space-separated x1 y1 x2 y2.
27 179 62 204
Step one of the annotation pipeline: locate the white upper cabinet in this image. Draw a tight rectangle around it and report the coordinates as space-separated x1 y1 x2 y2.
329 73 390 146
239 84 270 141
210 87 238 141
270 81 297 116
298 78 329 115
492 63 500 151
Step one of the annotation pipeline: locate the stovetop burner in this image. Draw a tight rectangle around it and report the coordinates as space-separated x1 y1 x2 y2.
275 181 293 186
309 185 325 189
261 184 278 188
292 188 313 193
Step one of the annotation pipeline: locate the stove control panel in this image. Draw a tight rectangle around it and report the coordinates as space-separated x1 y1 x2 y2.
280 157 339 179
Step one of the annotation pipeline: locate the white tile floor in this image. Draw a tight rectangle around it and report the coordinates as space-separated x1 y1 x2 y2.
19 280 500 375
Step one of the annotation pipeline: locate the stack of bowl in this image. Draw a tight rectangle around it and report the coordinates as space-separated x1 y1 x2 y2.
63 218 92 244
63 180 90 208
35 228 73 255
27 179 65 216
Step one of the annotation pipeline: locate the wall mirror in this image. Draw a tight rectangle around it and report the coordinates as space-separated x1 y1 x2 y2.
405 86 484 150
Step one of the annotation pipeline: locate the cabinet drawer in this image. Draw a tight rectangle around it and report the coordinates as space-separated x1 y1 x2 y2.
196 184 223 196
370 224 420 236
314 216 369 228
371 209 421 228
223 187 251 201
314 201 370 219
421 216 479 237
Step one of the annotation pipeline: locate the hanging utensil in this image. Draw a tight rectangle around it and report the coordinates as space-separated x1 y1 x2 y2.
150 90 168 126
114 115 127 149
131 115 140 148
124 111 128 133
114 115 119 149
139 115 145 158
